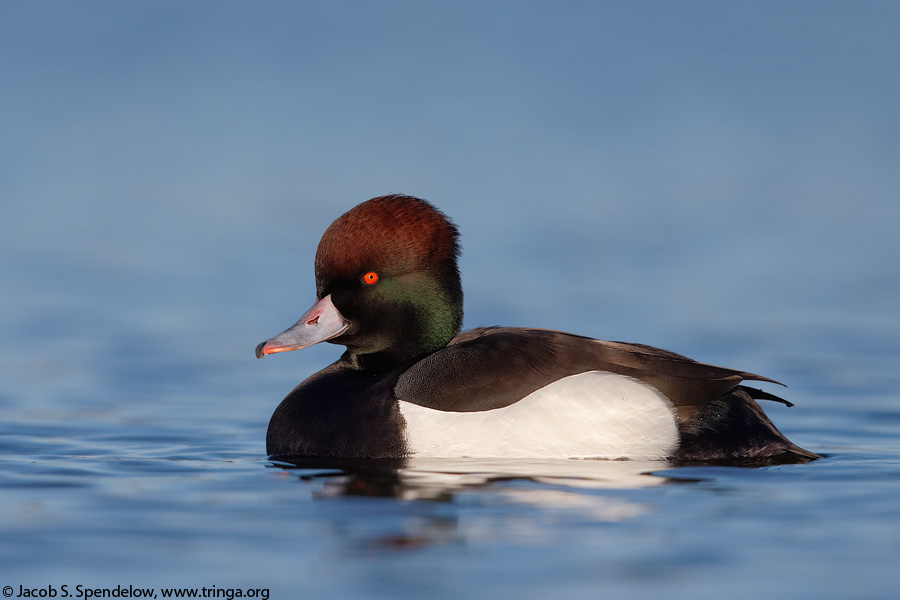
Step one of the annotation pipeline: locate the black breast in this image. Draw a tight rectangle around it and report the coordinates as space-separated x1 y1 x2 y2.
266 363 408 459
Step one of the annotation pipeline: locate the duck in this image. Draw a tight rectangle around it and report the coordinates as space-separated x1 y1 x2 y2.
256 194 818 463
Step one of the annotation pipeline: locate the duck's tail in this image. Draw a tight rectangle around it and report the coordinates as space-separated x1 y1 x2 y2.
673 386 820 464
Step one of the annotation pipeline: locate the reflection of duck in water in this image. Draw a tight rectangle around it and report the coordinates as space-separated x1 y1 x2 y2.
276 457 672 498
274 456 673 531
257 195 817 463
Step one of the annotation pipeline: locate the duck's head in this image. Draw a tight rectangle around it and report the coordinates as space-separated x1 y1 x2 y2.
256 195 464 370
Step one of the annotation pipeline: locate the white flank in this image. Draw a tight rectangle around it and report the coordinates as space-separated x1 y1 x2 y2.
398 371 679 460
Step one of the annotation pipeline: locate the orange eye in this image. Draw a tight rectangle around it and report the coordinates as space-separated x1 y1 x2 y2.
362 271 379 285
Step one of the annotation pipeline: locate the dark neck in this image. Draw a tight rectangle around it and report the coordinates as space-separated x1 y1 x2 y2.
340 349 416 374
340 308 460 373
347 286 462 373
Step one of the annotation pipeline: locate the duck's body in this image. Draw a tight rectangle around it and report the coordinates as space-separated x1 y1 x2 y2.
258 195 817 462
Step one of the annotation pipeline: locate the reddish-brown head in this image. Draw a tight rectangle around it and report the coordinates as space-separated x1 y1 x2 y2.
309 195 464 370
314 194 460 293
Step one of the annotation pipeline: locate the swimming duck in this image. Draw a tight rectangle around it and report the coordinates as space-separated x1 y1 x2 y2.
256 195 817 462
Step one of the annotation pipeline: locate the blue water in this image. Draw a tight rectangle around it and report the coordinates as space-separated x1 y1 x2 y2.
3 2 900 599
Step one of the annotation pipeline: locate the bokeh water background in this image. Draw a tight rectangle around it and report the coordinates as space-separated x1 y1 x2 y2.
2 2 899 599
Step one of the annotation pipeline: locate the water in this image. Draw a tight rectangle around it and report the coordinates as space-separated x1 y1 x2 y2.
3 3 900 599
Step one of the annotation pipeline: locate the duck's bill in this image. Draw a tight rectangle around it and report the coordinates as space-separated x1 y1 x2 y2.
255 294 349 358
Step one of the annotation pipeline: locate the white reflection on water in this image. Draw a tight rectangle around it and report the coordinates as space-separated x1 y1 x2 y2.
269 457 675 552
277 456 677 532
399 457 667 493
